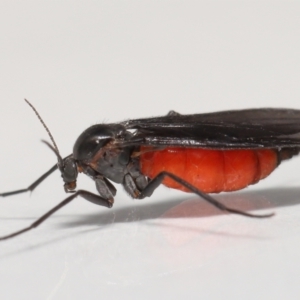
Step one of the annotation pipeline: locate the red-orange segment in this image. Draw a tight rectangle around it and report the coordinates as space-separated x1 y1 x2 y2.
140 147 278 193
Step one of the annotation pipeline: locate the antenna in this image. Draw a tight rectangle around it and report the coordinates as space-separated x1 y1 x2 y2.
24 99 63 166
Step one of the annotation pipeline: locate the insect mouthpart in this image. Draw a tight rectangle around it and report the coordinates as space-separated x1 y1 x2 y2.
64 181 77 193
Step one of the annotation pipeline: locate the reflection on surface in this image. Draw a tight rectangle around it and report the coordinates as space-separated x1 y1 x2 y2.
59 186 300 228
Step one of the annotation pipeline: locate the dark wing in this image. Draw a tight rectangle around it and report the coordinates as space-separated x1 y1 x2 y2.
120 108 300 149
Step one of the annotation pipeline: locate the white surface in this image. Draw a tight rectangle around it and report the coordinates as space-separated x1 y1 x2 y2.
0 1 300 299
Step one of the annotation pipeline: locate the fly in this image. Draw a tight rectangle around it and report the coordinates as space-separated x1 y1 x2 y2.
1 100 300 240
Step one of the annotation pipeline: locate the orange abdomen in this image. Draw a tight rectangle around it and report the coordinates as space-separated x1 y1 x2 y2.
140 147 278 193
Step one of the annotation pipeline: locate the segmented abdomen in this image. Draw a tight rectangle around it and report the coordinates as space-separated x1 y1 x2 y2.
140 147 278 193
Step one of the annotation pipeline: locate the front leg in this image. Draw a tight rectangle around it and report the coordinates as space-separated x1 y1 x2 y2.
95 176 116 203
0 175 118 240
0 189 114 241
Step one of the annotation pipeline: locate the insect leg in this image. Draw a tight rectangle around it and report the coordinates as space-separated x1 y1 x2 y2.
0 189 114 241
0 164 58 197
137 171 274 218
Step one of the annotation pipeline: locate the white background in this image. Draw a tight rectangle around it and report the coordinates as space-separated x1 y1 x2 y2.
0 1 300 299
